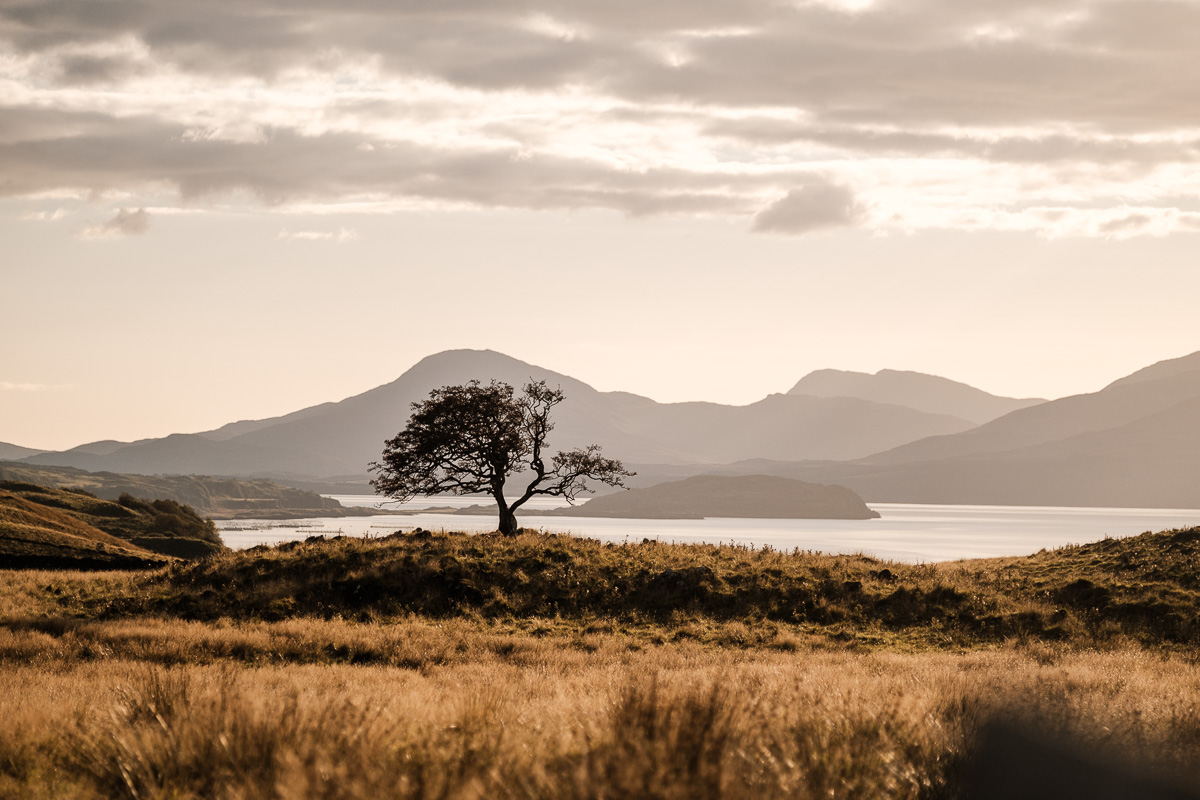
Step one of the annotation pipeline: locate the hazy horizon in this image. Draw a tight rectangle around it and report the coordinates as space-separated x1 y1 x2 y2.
4 0 1200 450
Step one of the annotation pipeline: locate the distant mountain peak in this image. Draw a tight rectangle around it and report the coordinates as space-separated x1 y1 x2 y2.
394 349 596 390
411 348 540 369
788 368 1044 425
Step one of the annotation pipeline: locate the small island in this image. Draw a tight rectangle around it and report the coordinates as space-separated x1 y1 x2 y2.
542 474 880 520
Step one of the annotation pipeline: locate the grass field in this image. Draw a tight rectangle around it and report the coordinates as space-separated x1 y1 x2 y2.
3 527 1199 798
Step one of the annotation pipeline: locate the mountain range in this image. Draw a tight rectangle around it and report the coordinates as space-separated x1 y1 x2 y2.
13 349 1022 478
8 348 1199 508
635 351 1200 509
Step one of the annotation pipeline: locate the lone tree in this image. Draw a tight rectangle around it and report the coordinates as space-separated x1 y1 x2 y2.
370 380 633 536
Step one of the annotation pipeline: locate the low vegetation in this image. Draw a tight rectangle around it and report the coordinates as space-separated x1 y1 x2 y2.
49 525 1198 649
2 525 1198 798
0 481 224 567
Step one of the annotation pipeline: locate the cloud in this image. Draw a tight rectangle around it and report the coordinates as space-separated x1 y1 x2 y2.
278 226 358 242
20 208 67 221
4 0 1200 238
0 112 768 216
4 0 1198 133
753 180 867 235
80 207 150 240
705 118 1200 167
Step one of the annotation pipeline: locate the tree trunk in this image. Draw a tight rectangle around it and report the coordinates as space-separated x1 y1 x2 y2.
497 504 519 536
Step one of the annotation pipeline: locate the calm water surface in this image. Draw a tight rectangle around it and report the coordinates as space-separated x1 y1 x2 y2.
215 495 1200 563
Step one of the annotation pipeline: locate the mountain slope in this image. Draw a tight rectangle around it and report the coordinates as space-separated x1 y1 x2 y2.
0 441 46 460
789 369 1044 424
63 440 142 456
636 351 1200 508
24 350 977 478
1103 350 1200 390
869 363 1200 466
825 395 1200 507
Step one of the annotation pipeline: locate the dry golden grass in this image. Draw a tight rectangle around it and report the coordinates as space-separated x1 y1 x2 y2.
3 635 1200 800
3 526 1200 799
0 490 161 561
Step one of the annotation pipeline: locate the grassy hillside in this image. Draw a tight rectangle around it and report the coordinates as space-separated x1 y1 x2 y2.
0 487 169 570
0 462 347 518
52 525 1196 649
0 481 225 567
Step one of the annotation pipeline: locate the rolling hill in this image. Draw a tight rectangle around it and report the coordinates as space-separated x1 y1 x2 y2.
0 481 228 568
0 487 169 570
0 441 45 460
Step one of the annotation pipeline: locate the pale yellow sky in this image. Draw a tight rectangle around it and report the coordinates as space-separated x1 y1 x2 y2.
3 0 1199 450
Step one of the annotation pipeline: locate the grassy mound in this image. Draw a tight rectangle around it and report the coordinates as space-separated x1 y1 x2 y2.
0 481 225 567
0 488 169 569
101 526 1200 647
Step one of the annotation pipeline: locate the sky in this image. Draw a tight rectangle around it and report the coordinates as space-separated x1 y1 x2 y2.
3 0 1199 451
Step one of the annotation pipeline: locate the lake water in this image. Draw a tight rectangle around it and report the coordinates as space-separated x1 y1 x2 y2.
215 495 1200 563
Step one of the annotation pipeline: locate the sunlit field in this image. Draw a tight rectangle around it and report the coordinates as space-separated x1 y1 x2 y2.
3 527 1199 799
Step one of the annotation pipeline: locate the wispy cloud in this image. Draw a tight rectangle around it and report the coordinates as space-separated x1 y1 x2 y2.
80 207 150 240
20 208 68 222
278 226 358 242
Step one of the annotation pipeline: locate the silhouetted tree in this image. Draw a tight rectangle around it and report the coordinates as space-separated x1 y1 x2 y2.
370 380 633 536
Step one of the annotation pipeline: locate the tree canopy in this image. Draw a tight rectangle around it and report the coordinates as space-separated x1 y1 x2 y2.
370 380 632 535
